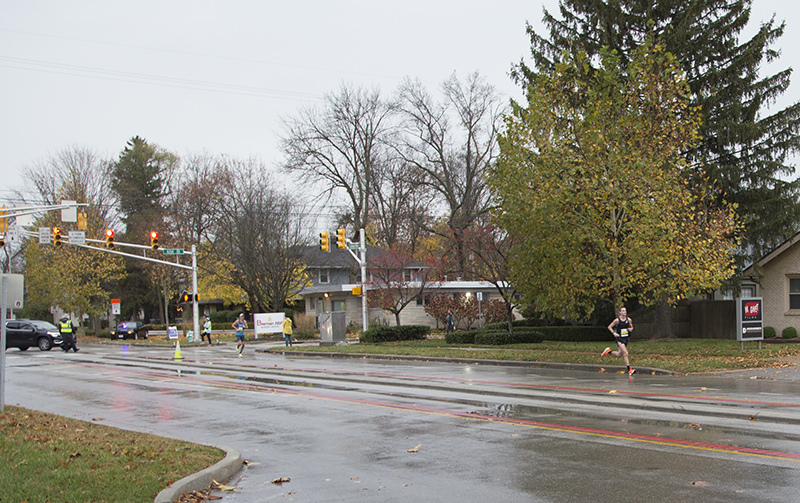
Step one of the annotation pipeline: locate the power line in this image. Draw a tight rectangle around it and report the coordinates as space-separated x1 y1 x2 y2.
0 27 402 82
0 55 324 102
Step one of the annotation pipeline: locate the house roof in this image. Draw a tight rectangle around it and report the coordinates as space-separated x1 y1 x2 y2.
741 231 800 277
303 245 427 269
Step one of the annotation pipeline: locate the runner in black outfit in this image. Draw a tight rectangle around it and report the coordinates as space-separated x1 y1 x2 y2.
602 307 635 375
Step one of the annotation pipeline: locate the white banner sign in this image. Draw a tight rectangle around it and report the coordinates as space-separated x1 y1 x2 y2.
254 312 285 335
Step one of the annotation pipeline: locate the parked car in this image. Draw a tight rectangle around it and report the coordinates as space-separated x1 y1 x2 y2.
111 321 149 340
4 319 62 351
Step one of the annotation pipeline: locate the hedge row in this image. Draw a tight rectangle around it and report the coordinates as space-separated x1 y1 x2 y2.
360 325 431 343
445 329 543 345
533 326 609 342
446 325 608 344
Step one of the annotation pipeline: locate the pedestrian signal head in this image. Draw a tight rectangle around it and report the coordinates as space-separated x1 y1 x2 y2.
150 231 159 250
105 229 115 249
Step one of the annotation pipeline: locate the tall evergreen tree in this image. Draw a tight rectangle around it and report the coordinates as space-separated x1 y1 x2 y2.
514 0 800 267
109 136 178 322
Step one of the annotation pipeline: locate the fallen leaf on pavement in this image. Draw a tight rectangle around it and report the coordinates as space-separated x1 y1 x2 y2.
271 477 291 484
211 480 238 491
407 444 421 453
692 481 707 486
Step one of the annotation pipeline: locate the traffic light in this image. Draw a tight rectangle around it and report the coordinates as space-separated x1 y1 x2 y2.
336 228 346 249
150 231 159 250
319 231 330 252
0 233 5 248
77 212 86 231
105 229 115 249
53 227 62 247
180 291 191 303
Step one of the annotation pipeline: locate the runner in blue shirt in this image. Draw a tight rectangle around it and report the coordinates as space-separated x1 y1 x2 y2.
231 313 247 357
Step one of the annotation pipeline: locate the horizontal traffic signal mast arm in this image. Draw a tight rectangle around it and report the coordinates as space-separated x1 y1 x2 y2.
0 202 89 221
67 243 193 270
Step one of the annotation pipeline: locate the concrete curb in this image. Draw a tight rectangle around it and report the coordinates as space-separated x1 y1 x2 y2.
154 446 243 503
259 348 674 375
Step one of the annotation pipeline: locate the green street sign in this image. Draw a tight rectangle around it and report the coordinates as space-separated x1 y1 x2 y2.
162 248 185 255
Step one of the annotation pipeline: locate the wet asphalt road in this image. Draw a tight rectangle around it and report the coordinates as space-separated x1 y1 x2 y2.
4 341 800 502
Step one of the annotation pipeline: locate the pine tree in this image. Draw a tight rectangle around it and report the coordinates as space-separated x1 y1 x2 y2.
513 0 800 266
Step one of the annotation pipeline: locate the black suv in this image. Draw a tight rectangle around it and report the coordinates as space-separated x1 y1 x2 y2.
4 319 62 351
111 321 149 340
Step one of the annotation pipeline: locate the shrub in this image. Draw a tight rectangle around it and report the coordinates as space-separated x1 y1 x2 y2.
294 313 316 333
210 310 241 324
782 326 798 339
474 331 544 345
445 331 478 344
360 325 430 343
535 326 609 342
292 330 318 341
481 318 544 331
764 326 777 339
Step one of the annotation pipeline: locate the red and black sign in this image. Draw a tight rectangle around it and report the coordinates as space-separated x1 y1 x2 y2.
737 298 763 342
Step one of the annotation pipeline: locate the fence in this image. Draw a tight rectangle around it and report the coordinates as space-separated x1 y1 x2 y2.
630 300 735 339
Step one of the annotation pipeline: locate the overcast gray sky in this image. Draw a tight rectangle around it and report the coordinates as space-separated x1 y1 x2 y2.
1 0 797 203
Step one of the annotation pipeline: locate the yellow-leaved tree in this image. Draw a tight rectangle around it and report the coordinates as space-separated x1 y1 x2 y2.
488 38 739 321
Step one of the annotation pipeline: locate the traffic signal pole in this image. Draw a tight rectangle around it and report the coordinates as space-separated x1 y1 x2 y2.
69 241 200 340
359 227 367 332
191 244 198 343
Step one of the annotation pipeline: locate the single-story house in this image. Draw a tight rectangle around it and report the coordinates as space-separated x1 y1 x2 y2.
740 231 800 335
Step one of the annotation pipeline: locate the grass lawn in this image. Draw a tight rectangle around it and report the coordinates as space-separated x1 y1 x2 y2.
0 406 223 503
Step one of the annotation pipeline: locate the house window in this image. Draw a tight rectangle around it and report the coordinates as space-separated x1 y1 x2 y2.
416 294 427 306
332 300 346 312
319 269 329 284
404 269 414 282
790 278 800 309
741 285 756 298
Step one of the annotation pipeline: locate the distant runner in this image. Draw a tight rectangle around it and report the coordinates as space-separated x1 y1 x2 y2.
232 313 247 357
602 307 635 375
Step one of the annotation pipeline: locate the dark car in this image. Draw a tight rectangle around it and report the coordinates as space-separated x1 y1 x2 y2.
111 321 149 340
4 319 62 351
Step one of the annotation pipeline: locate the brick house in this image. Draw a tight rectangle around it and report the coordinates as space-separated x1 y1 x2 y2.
739 232 800 335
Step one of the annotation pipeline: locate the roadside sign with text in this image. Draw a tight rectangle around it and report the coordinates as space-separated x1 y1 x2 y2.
68 230 86 246
736 297 763 341
254 312 285 335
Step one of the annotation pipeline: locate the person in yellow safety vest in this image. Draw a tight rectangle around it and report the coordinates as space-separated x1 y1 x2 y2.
282 315 293 347
201 316 213 346
59 315 79 352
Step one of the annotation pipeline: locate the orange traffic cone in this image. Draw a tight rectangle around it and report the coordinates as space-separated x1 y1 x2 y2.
173 340 183 360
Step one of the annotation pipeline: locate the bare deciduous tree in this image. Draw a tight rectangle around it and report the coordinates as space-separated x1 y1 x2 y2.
217 158 312 313
280 84 397 234
399 72 507 279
